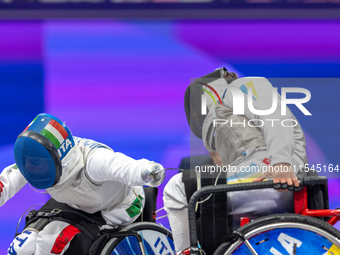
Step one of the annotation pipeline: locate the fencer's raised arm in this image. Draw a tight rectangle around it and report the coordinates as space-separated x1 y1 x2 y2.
0 164 27 207
86 148 165 187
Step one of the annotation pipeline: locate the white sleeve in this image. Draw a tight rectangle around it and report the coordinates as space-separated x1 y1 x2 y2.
223 78 295 166
0 164 27 207
86 148 152 186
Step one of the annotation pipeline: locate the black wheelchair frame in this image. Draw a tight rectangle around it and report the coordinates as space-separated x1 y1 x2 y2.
187 176 333 255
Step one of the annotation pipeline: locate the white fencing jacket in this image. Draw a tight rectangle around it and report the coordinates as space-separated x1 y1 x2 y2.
202 77 308 169
0 137 151 215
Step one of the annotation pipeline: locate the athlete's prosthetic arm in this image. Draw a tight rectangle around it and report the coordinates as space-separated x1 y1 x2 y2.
223 78 295 166
0 164 27 207
86 148 165 187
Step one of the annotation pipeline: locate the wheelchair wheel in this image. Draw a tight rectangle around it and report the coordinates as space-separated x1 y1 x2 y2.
214 214 340 255
100 222 175 255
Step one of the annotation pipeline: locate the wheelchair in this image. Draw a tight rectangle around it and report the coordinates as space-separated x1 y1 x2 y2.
182 176 340 255
99 222 175 255
98 187 175 255
15 187 176 255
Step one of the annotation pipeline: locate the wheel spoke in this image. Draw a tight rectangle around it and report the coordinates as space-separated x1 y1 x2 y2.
244 239 258 255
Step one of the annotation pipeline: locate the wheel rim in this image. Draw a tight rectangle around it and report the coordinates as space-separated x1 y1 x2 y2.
225 222 340 255
104 229 175 255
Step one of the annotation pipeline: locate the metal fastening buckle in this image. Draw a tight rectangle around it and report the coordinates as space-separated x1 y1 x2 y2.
50 208 62 216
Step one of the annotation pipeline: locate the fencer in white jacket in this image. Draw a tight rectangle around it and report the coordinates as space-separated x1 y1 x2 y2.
163 68 307 254
0 113 165 255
